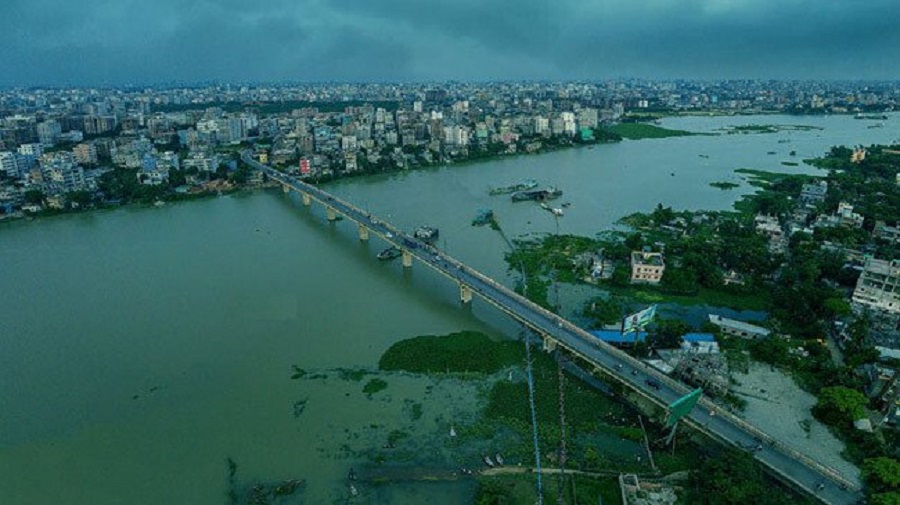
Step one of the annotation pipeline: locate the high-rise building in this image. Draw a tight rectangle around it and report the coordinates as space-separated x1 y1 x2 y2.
72 143 98 165
37 119 62 146
0 151 19 178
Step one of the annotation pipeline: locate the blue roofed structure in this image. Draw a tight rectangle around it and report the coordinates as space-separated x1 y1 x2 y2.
681 333 716 343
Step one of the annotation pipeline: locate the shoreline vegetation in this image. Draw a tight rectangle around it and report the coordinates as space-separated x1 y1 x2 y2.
709 181 740 190
376 331 814 505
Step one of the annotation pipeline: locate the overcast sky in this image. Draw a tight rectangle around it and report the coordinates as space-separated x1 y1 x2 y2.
2 0 898 86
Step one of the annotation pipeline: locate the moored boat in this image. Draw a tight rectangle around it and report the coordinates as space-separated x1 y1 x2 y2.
377 246 402 260
489 179 538 195
483 455 495 467
511 187 562 202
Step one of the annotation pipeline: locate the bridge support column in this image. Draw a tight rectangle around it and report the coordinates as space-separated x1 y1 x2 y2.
459 284 473 304
282 183 290 194
402 250 413 268
357 224 369 241
326 207 337 222
301 193 311 206
542 336 557 352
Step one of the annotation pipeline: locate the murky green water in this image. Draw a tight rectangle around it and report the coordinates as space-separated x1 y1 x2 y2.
0 113 894 504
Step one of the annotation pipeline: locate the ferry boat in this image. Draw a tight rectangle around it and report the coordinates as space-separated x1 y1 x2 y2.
489 179 538 195
511 187 562 202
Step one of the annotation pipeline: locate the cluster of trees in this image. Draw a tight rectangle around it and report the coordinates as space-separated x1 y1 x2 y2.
686 448 813 505
863 457 900 505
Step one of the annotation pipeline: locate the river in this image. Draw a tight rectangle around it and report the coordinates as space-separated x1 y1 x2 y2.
0 113 895 504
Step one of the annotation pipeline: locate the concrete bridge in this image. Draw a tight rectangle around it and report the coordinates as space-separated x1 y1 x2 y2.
242 152 863 505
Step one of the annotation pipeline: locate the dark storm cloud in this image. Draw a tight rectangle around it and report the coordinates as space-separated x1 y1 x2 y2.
1 0 898 86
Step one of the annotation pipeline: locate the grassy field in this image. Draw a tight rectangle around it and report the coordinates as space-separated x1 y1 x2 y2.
603 123 696 140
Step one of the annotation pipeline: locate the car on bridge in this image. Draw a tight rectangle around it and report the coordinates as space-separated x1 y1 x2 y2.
645 379 660 390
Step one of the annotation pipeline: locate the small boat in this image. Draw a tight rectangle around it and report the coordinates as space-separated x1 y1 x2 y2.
483 455 495 467
350 484 358 496
348 468 357 481
377 246 402 260
541 203 563 216
449 426 457 438
561 202 571 208
495 453 504 465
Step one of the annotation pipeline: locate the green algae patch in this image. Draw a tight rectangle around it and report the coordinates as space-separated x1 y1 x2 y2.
379 331 522 376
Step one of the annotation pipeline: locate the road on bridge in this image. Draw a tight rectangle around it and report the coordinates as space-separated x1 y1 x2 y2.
243 152 862 505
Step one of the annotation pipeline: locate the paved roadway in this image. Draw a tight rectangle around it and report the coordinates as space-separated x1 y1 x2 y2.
243 153 862 505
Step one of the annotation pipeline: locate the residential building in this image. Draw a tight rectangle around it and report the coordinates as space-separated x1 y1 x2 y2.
852 258 900 349
0 151 19 178
630 250 665 284
754 214 786 253
799 180 828 205
72 143 98 165
874 221 900 244
708 314 771 339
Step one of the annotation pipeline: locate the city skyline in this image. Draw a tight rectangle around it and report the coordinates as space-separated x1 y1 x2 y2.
3 0 900 86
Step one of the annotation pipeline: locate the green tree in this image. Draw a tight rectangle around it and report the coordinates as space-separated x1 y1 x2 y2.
871 493 900 505
624 232 644 251
583 296 625 326
651 203 675 225
813 386 868 426
650 319 691 349
66 190 93 208
863 457 900 494
748 337 791 366
687 448 802 504
660 267 699 295
24 189 45 205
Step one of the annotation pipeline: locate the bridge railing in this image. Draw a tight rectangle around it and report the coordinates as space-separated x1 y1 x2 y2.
250 155 860 494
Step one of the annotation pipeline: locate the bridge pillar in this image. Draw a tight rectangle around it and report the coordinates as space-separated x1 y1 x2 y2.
459 284 473 304
542 336 557 352
402 250 413 268
357 223 369 241
326 207 337 222
301 193 311 206
282 183 290 194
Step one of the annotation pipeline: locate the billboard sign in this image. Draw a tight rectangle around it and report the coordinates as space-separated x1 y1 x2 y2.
665 388 703 427
623 304 657 335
